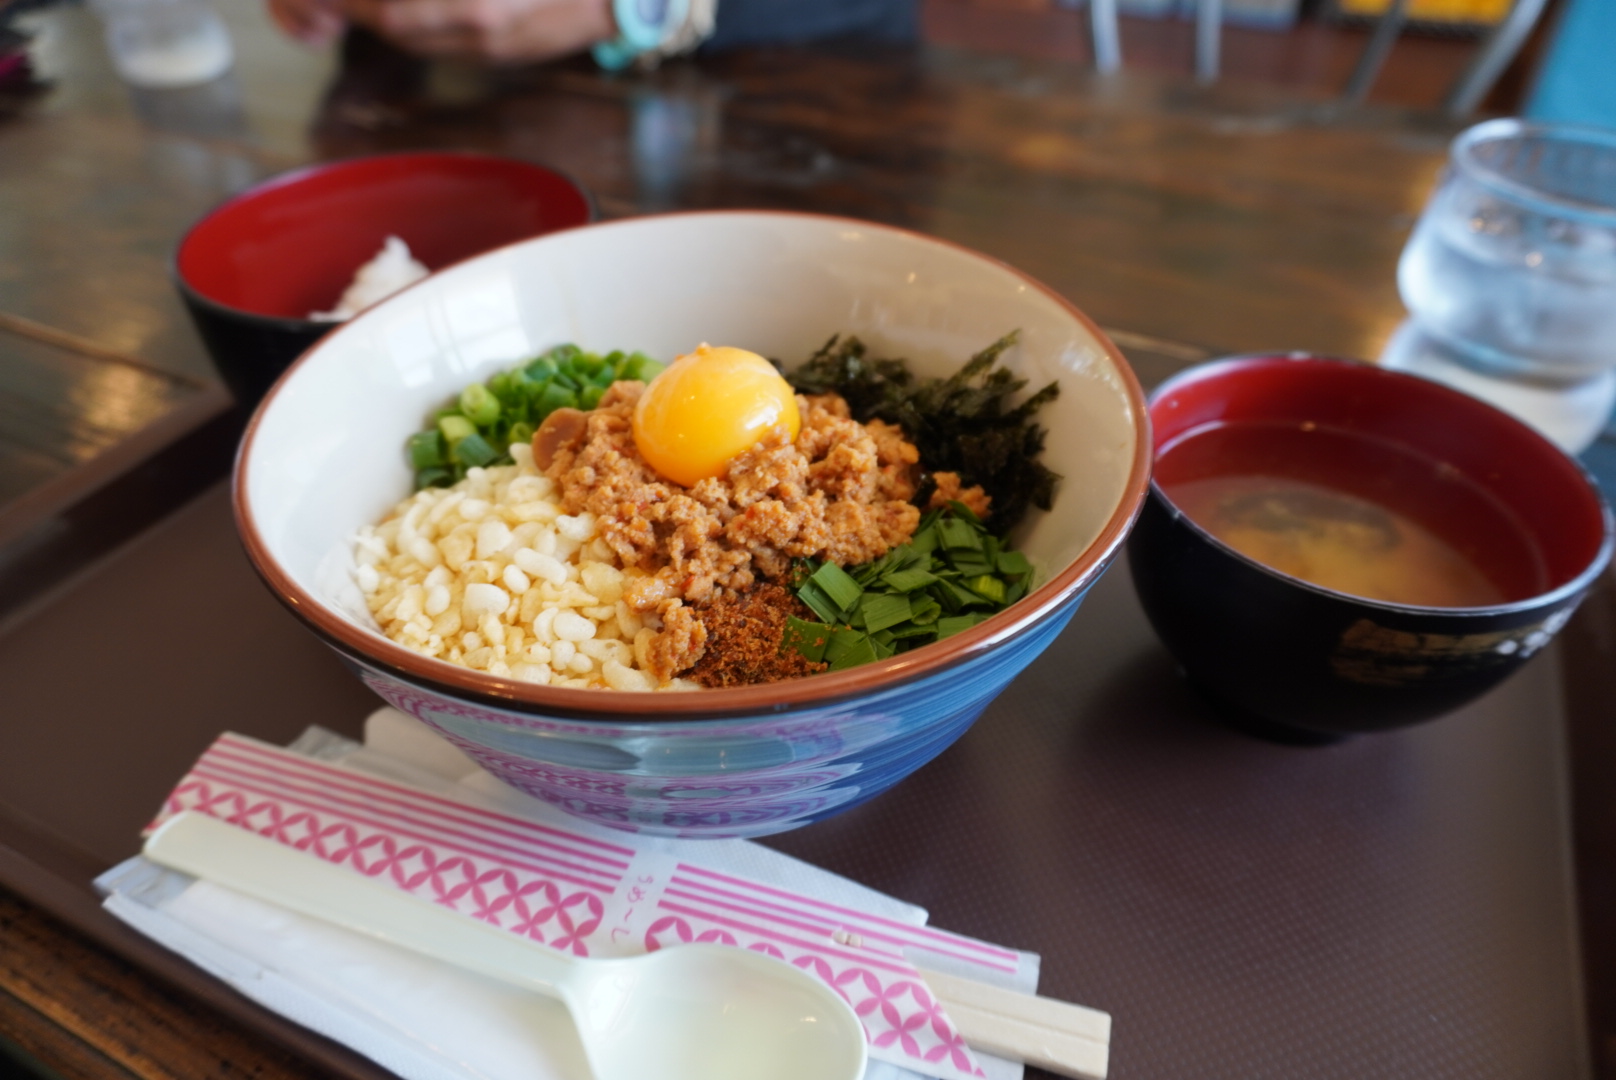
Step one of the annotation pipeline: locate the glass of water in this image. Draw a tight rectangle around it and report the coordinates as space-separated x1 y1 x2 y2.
91 0 234 89
1398 119 1616 385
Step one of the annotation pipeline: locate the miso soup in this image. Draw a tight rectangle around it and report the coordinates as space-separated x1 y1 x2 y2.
1155 421 1547 608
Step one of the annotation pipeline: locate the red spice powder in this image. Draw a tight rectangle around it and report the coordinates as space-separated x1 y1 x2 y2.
685 584 829 687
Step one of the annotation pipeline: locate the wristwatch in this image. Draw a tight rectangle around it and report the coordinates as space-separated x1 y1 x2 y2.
592 0 691 70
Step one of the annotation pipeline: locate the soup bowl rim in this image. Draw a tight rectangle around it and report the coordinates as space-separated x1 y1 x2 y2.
1145 351 1616 618
173 149 599 330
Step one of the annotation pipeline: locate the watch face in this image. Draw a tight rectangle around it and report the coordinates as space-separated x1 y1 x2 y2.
636 0 668 27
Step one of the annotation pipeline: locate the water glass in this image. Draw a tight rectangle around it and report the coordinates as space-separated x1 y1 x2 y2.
91 0 234 89
1398 119 1616 384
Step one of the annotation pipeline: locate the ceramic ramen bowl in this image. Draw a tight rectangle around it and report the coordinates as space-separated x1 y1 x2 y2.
236 211 1151 837
175 152 593 405
1128 354 1613 742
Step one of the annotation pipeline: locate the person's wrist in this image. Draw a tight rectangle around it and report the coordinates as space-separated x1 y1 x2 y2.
592 0 687 70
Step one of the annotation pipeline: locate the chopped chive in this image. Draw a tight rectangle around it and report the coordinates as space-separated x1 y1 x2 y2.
797 581 843 624
861 593 912 634
827 632 879 671
939 578 987 609
996 550 1033 577
823 627 868 664
810 562 863 613
782 617 832 662
938 517 982 552
881 568 938 592
936 615 982 639
966 575 1006 603
909 596 942 624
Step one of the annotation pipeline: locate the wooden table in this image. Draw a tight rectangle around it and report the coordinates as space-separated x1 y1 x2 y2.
4 4 1613 1080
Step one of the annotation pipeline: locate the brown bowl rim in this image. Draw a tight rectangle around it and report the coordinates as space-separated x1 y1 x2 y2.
233 209 1153 721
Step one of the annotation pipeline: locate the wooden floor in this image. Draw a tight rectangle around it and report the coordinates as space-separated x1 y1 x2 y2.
922 0 1552 112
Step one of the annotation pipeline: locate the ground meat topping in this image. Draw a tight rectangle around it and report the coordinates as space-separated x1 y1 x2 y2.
540 380 988 688
927 471 993 519
544 382 926 613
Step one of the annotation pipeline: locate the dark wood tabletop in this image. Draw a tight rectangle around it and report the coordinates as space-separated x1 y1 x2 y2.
3 4 1615 1080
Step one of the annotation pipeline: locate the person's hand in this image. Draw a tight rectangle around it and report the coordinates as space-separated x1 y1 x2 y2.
268 0 346 47
338 0 615 62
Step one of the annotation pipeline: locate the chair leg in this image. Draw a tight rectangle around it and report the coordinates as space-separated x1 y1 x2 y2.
1342 0 1410 104
1195 0 1222 83
1090 0 1122 73
1443 0 1551 116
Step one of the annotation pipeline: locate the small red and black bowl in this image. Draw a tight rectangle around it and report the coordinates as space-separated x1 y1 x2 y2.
1127 353 1613 742
174 152 593 406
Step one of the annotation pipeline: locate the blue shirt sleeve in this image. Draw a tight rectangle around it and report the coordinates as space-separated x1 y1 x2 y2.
703 0 919 51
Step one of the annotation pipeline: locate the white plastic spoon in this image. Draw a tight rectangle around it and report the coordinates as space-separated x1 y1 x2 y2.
143 812 867 1080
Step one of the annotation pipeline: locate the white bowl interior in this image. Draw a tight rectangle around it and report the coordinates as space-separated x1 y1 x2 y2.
244 213 1141 651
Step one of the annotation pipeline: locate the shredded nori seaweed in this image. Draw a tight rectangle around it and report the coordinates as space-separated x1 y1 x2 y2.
786 331 1060 534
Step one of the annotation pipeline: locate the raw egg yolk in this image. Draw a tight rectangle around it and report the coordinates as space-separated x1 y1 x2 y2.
632 344 801 487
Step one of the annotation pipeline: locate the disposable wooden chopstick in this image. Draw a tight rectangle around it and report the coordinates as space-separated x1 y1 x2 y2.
920 965 1112 1080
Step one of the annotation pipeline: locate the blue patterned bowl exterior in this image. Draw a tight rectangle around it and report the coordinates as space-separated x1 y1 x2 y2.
335 593 1087 838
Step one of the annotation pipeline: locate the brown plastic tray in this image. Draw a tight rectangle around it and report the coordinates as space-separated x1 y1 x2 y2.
0 476 1611 1080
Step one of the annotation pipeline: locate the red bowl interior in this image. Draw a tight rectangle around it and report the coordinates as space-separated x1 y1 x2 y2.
176 153 592 321
1148 355 1612 598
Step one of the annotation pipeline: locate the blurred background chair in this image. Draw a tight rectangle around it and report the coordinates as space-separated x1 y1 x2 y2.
948 0 1565 116
1342 0 1552 114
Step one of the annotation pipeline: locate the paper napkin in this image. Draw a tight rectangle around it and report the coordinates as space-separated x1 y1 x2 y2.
98 708 1041 1080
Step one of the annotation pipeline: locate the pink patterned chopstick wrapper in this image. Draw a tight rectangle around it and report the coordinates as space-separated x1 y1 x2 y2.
149 734 1002 1080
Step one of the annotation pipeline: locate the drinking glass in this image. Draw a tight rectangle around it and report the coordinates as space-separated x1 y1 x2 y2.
91 0 234 89
1398 119 1616 384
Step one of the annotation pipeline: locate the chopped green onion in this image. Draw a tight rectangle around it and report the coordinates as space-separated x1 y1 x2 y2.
415 466 453 489
407 430 446 470
459 383 501 426
452 432 497 467
537 382 577 417
408 343 665 492
438 415 476 445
